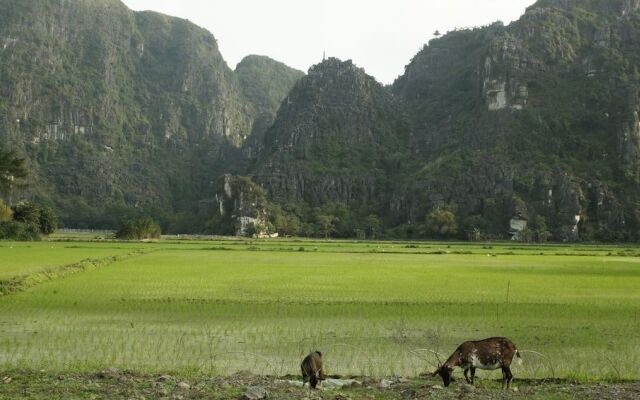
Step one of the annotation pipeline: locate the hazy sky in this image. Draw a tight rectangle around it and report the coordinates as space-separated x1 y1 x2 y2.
122 0 537 84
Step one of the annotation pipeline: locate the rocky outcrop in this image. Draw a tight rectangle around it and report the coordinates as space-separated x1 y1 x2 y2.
482 33 538 111
205 175 271 236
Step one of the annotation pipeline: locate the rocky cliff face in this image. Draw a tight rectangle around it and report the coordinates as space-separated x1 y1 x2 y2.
390 0 640 240
0 0 301 230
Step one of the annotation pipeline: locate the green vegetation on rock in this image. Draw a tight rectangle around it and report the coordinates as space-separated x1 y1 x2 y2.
249 0 640 241
2 0 640 241
386 0 640 241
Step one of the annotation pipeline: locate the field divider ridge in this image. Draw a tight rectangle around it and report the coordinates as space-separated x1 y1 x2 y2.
0 249 151 297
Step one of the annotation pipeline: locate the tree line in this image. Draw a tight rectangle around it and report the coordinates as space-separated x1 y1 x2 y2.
0 145 58 240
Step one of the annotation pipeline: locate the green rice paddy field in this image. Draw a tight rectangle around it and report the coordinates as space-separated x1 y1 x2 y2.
1 237 639 382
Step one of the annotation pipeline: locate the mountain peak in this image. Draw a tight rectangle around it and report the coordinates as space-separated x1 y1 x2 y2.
309 57 367 77
236 55 302 72
235 54 305 155
529 0 640 16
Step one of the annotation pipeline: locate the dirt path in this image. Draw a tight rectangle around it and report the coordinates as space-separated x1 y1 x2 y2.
1 370 638 399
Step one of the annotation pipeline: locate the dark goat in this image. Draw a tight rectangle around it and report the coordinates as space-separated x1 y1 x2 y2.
301 351 325 389
433 337 521 389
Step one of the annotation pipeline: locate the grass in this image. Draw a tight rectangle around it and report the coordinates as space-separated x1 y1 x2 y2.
0 238 639 382
0 241 144 279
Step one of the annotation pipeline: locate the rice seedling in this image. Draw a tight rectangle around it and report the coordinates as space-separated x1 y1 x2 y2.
0 240 638 380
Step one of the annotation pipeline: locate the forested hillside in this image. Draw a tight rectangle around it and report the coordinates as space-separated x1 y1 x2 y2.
2 0 640 241
0 0 301 231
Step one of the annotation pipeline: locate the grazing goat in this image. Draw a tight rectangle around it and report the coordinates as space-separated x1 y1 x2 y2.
301 351 325 389
433 337 521 389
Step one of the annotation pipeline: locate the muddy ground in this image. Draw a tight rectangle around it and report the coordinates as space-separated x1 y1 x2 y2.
0 370 638 400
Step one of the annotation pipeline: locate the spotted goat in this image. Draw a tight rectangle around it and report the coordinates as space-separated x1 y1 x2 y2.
433 337 521 389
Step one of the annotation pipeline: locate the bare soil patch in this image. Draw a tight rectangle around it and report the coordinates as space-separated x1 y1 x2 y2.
1 370 638 399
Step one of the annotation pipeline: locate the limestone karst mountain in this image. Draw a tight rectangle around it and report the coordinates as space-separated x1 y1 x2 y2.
0 0 301 230
2 0 640 240
388 0 640 240
251 0 640 240
253 58 411 225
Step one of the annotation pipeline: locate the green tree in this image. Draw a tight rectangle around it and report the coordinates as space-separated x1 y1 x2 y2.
0 146 27 202
315 214 337 238
425 209 458 238
326 203 354 237
282 215 301 236
364 214 382 239
517 228 534 243
38 205 58 235
468 227 483 242
12 201 41 226
300 222 316 237
531 215 551 243
244 222 257 238
268 204 285 232
462 214 487 241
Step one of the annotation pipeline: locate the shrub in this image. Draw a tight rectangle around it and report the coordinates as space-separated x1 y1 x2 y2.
38 205 58 235
0 220 40 241
244 222 257 238
425 208 458 238
12 201 40 226
116 218 161 240
0 200 57 240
